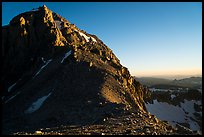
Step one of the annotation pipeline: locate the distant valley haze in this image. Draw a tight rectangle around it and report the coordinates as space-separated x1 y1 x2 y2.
134 70 202 80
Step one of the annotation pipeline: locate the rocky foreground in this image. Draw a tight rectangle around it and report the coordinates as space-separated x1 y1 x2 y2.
14 110 199 135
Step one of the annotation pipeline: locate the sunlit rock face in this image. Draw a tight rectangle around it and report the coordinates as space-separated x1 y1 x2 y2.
2 5 148 134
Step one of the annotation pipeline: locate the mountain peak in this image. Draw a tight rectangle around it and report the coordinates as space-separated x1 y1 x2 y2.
2 4 147 125
1 6 191 135
42 4 47 9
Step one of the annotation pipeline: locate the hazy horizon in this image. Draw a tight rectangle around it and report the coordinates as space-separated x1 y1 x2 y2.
132 68 202 79
2 2 202 77
135 74 202 80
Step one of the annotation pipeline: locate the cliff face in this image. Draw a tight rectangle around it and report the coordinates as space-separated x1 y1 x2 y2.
2 5 149 134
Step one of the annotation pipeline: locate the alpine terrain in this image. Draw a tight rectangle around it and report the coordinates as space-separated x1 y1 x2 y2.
1 5 200 135
136 77 202 134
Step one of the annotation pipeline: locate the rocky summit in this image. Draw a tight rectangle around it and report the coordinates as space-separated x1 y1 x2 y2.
1 5 198 135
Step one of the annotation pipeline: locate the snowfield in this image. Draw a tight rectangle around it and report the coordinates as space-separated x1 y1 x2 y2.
25 92 52 114
145 99 201 131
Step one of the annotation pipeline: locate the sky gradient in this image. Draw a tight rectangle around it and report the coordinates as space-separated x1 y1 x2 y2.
2 2 202 78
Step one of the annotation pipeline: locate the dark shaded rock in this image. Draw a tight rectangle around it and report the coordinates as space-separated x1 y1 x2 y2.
2 5 149 135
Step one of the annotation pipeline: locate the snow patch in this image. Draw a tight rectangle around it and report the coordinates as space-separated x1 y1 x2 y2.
197 89 202 93
171 94 176 99
41 57 46 64
188 120 200 131
91 36 97 42
25 92 52 114
54 20 63 30
61 50 72 63
75 29 97 43
8 82 17 92
180 99 201 118
149 88 184 93
149 88 169 92
7 78 21 92
5 92 21 104
145 100 186 124
78 31 90 42
33 59 52 78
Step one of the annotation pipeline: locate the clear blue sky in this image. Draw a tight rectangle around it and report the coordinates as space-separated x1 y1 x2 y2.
2 2 202 77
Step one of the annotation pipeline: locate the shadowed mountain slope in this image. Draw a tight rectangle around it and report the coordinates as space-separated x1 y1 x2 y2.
1 5 198 135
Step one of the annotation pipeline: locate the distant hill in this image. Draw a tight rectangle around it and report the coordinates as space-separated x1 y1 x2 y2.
135 77 172 87
172 77 202 88
136 77 202 89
